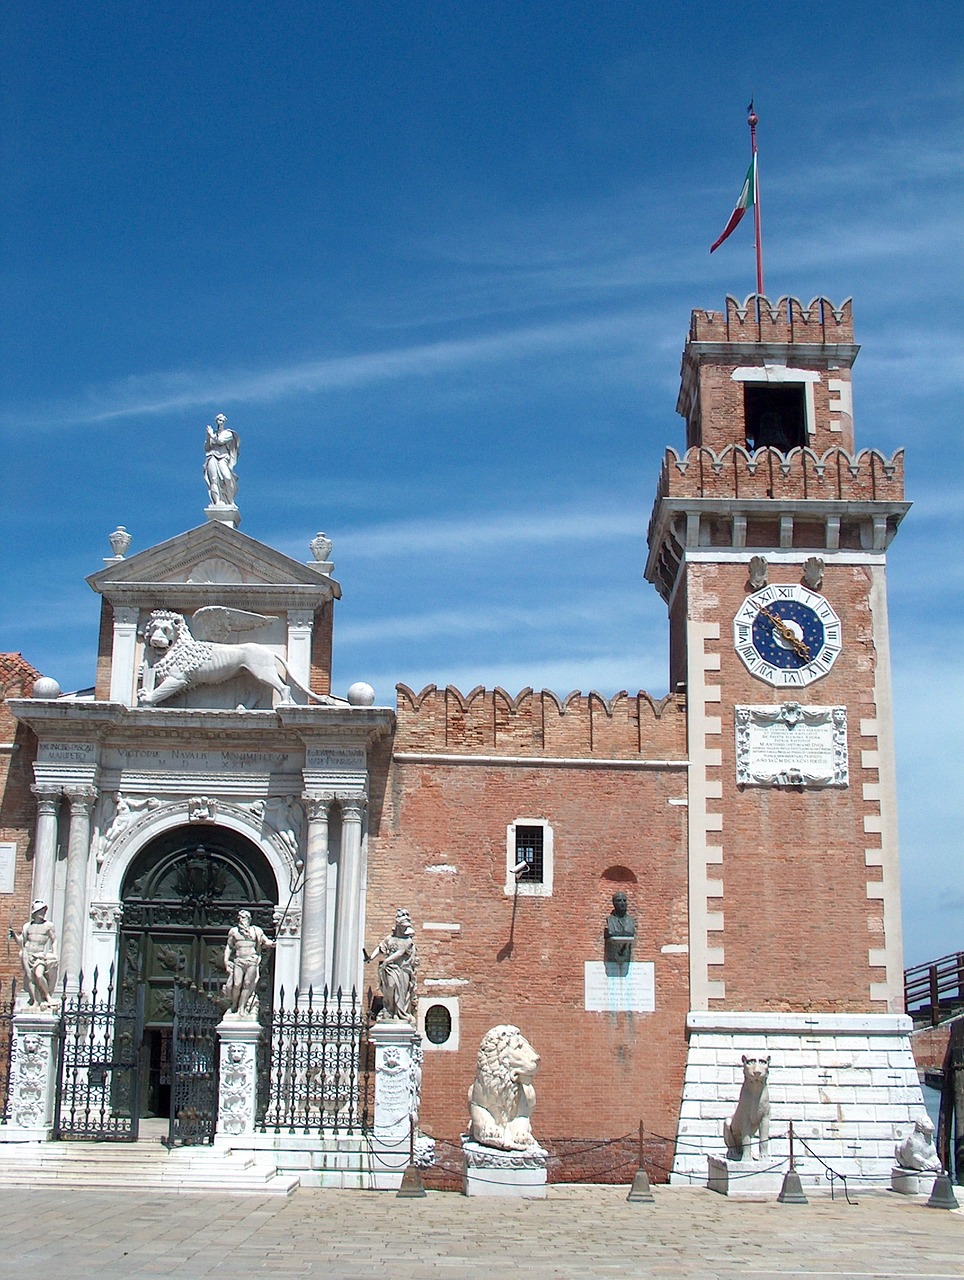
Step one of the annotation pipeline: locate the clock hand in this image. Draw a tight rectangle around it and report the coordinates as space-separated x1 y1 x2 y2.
753 602 811 660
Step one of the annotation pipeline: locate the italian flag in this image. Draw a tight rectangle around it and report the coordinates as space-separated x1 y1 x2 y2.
710 153 757 253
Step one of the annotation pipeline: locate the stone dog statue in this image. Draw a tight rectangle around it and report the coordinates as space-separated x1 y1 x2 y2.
894 1115 942 1173
138 607 337 709
723 1055 771 1161
467 1025 542 1152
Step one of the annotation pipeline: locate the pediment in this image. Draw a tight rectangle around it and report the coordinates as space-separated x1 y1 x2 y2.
87 523 341 598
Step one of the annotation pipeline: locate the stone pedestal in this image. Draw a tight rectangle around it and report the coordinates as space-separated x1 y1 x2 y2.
462 1138 548 1198
1 1012 59 1142
891 1166 941 1196
707 1155 785 1199
204 503 240 528
214 1016 261 1143
369 1020 423 1190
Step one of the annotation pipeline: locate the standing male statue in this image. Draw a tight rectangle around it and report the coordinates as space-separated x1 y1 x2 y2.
364 908 418 1022
223 909 274 1016
15 900 58 1009
204 413 240 507
604 890 636 965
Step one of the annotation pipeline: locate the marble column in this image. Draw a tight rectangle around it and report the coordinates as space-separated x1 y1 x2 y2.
331 797 366 997
299 795 332 996
29 784 62 909
60 786 96 989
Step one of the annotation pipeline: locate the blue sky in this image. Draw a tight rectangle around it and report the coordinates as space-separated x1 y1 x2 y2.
1 3 961 966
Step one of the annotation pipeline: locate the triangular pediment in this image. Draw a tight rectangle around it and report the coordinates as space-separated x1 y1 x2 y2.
87 523 341 598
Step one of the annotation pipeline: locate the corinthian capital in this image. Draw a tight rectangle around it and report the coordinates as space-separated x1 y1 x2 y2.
339 797 367 823
302 794 334 822
65 786 97 816
31 783 62 815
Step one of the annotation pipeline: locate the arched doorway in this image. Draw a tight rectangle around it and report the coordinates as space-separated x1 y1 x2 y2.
118 826 277 1118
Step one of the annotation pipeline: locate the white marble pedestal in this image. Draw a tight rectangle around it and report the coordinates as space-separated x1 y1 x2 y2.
707 1155 784 1199
462 1138 548 1198
1 1011 59 1141
891 1166 941 1196
214 1015 262 1143
369 1020 424 1190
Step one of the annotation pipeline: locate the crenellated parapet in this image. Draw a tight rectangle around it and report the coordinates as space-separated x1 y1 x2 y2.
689 295 854 346
655 444 904 504
394 684 685 759
645 445 910 604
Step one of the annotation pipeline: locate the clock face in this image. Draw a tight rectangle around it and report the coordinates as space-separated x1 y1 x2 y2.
733 584 842 686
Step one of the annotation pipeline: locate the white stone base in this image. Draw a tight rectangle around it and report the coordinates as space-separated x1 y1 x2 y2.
461 1138 548 1198
671 1012 926 1187
891 1166 941 1196
707 1155 785 1199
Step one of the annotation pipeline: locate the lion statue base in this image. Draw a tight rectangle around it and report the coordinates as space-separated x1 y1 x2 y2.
467 1024 542 1152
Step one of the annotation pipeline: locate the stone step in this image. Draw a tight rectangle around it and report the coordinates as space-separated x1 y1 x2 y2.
0 1168 300 1194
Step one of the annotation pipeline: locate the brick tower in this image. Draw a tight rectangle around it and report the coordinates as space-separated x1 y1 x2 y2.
646 295 922 1183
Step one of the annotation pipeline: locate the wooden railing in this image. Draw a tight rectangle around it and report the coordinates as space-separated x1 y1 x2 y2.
905 951 964 1026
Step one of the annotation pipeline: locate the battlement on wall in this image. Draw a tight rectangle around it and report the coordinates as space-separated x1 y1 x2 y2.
394 684 686 759
689 295 854 345
655 445 904 503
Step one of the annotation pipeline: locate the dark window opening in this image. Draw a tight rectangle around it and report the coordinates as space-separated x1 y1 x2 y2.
744 384 806 452
424 1004 452 1046
515 825 544 882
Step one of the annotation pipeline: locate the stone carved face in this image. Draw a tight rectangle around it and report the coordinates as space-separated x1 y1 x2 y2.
497 1029 541 1084
741 1055 770 1081
611 892 628 915
144 616 177 652
227 1044 245 1064
22 1036 40 1055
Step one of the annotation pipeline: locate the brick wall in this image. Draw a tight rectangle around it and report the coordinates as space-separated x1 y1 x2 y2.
684 562 889 1012
370 688 690 1181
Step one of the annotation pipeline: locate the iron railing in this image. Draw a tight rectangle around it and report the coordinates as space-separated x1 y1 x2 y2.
905 951 964 1026
258 985 373 1135
0 979 16 1123
54 966 144 1141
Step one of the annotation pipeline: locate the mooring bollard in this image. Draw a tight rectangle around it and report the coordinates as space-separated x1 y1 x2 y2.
396 1117 427 1199
778 1120 808 1205
627 1120 655 1203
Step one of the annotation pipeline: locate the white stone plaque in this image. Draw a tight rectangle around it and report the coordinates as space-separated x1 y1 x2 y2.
305 748 366 772
584 961 655 1013
735 702 848 788
37 742 97 766
110 747 296 774
0 843 16 894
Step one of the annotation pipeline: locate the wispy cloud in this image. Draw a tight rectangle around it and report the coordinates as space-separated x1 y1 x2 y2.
334 507 646 559
4 312 649 431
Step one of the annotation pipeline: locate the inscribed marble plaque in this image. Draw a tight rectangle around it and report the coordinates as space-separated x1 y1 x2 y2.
735 703 848 788
0 843 16 894
584 961 655 1013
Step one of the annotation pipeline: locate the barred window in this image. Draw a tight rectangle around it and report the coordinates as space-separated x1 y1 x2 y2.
514 825 544 882
505 818 553 897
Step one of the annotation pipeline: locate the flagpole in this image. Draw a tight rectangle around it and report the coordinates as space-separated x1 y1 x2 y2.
748 104 764 296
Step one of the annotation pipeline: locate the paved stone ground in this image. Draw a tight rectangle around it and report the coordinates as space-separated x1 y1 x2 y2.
0 1185 960 1280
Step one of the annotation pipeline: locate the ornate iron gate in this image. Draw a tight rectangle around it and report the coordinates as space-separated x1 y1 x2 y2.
258 985 373 1136
166 980 221 1146
54 967 144 1141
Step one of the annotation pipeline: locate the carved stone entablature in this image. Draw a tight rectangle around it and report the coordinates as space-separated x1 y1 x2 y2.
188 795 219 822
735 702 848 788
89 902 124 932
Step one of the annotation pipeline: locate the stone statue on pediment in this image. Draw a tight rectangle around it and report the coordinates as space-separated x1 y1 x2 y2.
365 909 418 1022
204 414 239 507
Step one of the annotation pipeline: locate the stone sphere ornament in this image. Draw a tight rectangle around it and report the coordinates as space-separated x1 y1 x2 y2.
347 682 376 707
31 677 61 700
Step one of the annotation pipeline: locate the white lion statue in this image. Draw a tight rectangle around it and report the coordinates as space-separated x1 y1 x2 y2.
895 1115 942 1173
467 1024 541 1151
139 607 337 709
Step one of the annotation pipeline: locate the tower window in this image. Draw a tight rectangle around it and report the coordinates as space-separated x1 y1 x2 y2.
424 1004 452 1046
744 384 806 452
